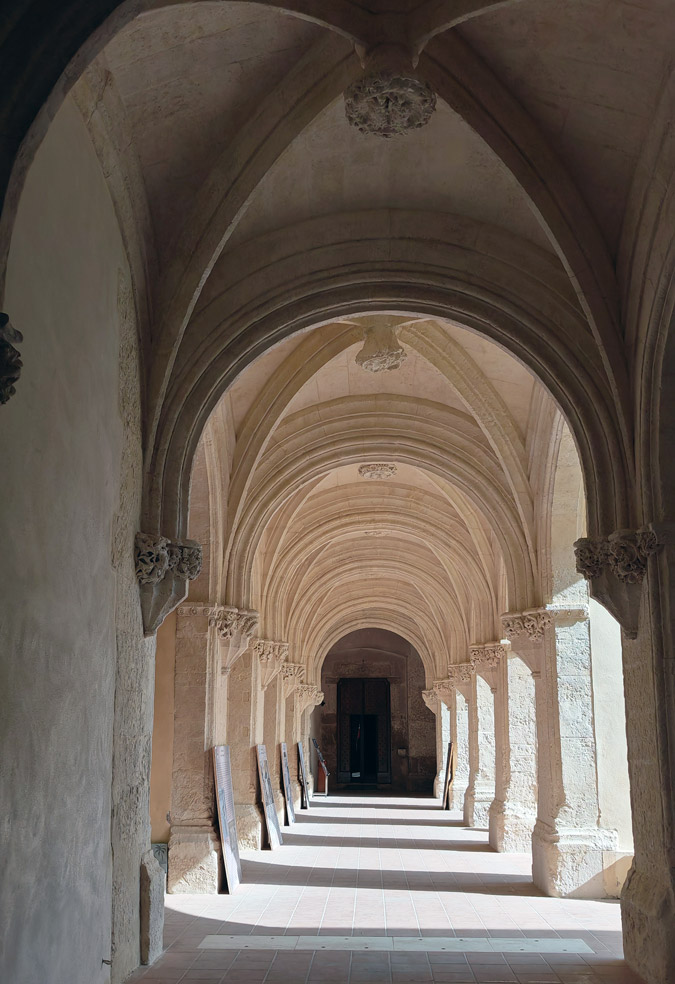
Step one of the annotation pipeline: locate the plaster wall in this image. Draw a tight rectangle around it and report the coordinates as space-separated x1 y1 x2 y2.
0 98 147 984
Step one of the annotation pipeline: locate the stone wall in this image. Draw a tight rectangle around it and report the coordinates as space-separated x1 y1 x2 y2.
0 97 149 984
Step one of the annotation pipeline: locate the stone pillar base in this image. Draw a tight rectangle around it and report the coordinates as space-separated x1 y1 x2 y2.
433 769 444 799
235 802 264 850
464 785 492 828
489 801 535 853
532 819 618 898
622 864 675 984
168 826 221 894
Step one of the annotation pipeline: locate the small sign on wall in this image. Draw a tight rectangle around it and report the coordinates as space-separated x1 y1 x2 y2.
280 742 296 825
298 741 310 809
256 744 283 849
212 745 242 892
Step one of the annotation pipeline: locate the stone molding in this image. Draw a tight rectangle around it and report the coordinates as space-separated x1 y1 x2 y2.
282 662 306 698
446 662 473 687
253 639 289 690
358 462 397 480
134 532 203 636
574 527 660 637
295 684 324 714
0 313 22 404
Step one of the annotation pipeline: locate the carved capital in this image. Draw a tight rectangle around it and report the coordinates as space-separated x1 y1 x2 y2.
166 539 203 580
295 684 324 714
282 662 305 698
574 526 661 638
209 606 259 642
0 313 23 404
469 643 509 669
135 532 202 585
254 638 289 690
501 608 551 641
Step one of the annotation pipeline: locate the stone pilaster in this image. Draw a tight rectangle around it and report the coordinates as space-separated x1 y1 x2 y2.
422 688 447 799
505 606 618 896
437 672 469 811
295 685 323 796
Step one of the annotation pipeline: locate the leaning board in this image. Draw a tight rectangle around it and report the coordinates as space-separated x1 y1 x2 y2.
442 740 456 811
256 743 283 849
212 745 242 892
298 741 310 809
280 742 296 825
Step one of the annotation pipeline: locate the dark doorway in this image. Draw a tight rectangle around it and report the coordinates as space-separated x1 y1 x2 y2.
338 678 391 784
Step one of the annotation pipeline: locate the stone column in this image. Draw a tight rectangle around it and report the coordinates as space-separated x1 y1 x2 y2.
295 684 323 797
450 662 494 827
504 607 618 896
470 642 534 852
436 677 469 811
167 604 258 891
282 664 306 810
422 688 448 798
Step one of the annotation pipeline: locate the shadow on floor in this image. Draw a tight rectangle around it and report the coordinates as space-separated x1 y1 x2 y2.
293 814 466 828
238 860 537 895
280 832 495 852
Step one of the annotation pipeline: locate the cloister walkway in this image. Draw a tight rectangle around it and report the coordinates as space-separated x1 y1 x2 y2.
130 795 644 984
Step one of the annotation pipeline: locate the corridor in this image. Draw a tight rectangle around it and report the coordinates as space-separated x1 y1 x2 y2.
129 796 642 984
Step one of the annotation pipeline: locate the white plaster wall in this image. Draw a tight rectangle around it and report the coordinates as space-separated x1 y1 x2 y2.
589 598 633 849
0 98 146 984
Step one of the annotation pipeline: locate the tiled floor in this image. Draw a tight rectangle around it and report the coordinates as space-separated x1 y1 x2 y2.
128 794 645 984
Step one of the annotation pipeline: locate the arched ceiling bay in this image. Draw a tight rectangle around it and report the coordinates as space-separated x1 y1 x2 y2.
190 313 559 678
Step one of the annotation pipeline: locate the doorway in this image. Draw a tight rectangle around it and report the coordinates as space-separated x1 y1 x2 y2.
337 678 391 784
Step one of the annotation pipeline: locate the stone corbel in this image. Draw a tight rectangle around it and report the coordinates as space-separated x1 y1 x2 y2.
469 643 509 692
282 662 306 699
500 608 550 675
135 532 203 636
253 639 289 690
432 678 454 709
295 684 324 715
0 313 22 404
574 527 660 638
209 606 259 675
447 661 473 698
422 688 439 713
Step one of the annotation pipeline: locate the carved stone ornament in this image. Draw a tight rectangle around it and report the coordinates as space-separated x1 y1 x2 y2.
0 313 23 404
501 609 552 641
355 323 407 372
344 68 436 138
422 689 438 712
254 639 289 690
448 661 473 685
296 684 324 714
574 537 609 580
470 644 508 669
209 606 259 642
135 532 203 585
358 462 397 480
135 533 170 585
608 528 659 583
282 662 306 698
574 528 658 584
167 539 203 580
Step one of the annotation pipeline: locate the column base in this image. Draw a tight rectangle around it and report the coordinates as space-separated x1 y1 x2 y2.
622 863 675 984
488 800 535 852
464 783 492 828
167 825 221 894
235 801 264 850
449 777 468 812
531 819 618 898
